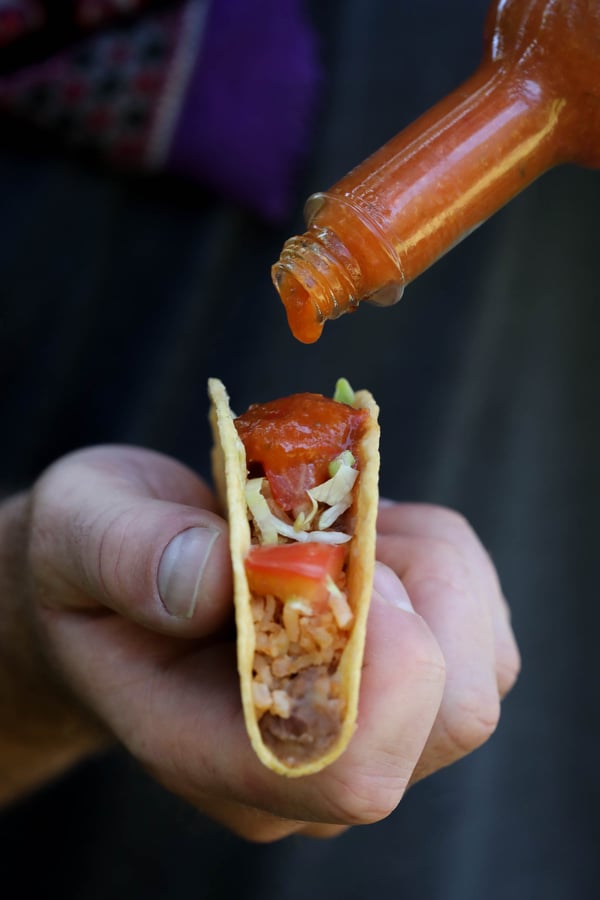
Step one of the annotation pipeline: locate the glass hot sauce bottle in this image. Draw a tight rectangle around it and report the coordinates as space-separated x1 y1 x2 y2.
272 0 600 344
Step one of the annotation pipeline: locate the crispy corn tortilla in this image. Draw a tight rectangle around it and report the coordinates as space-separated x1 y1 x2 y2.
208 377 380 777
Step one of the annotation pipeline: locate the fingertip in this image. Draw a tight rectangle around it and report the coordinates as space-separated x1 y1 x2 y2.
372 561 415 613
365 579 446 697
352 573 446 762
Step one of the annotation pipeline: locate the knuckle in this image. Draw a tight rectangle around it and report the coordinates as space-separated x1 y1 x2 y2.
428 506 494 571
443 687 501 757
497 640 522 697
27 476 70 592
422 505 478 550
300 824 348 839
323 758 409 825
409 623 447 687
92 504 159 608
411 538 471 596
432 506 473 537
226 817 300 844
93 507 131 599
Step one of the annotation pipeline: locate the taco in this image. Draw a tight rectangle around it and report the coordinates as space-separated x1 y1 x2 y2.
208 377 380 777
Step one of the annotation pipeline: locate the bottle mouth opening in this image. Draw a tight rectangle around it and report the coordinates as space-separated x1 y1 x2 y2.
271 229 363 343
271 263 324 344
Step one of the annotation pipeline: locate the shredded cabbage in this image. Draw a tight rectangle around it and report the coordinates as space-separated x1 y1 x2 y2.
244 478 279 545
318 501 352 529
329 449 355 476
308 460 357 507
326 577 354 628
246 478 351 545
271 518 351 544
293 494 318 531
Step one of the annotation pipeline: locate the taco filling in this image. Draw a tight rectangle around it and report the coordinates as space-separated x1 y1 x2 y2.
234 389 370 763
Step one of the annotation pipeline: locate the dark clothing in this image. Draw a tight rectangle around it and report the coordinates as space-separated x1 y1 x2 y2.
1 1 599 898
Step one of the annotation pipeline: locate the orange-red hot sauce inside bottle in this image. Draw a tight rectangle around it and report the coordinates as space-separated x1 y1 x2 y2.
272 0 600 344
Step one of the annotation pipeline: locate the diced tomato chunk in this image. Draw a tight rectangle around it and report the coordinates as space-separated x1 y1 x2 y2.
234 393 368 510
244 542 345 607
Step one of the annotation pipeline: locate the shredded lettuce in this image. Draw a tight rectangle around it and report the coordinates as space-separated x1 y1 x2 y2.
309 458 358 507
246 478 351 545
293 494 318 531
245 478 279 545
318 501 352 530
271 518 351 545
326 577 354 628
329 449 355 476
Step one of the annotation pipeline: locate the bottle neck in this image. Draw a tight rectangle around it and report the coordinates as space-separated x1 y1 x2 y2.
274 60 564 343
329 58 567 288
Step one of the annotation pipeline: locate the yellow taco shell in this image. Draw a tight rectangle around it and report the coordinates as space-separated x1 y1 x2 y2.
208 377 380 777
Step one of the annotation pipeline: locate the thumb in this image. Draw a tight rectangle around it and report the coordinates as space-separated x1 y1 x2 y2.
29 446 233 638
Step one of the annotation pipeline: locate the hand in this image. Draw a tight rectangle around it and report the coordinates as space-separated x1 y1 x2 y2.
0 447 519 842
376 501 520 783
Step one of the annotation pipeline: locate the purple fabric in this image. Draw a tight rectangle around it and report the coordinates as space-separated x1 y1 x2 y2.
0 0 321 223
167 0 321 222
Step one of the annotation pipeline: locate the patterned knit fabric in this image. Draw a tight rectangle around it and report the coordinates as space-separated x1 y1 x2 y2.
0 0 321 221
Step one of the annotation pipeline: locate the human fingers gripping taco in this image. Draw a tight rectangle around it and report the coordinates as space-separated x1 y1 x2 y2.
208 377 380 777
